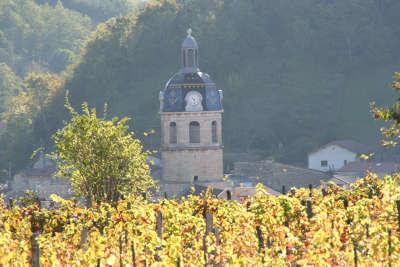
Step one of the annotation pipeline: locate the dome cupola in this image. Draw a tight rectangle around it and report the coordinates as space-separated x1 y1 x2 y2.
159 29 223 113
181 28 199 73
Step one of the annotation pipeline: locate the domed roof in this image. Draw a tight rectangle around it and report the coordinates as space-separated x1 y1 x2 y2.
161 71 222 112
166 71 214 87
182 28 198 49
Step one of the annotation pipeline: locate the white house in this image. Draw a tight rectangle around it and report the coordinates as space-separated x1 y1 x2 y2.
308 140 370 172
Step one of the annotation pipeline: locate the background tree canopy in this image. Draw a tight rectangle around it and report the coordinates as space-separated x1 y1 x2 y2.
1 0 400 177
0 63 21 113
34 0 144 23
0 0 92 74
63 0 400 164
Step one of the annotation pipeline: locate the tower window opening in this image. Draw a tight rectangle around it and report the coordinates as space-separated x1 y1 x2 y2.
187 49 194 67
169 122 177 144
212 121 218 143
189 121 200 143
182 50 186 67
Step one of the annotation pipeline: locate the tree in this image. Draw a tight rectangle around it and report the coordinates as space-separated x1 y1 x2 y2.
52 98 156 205
0 72 63 176
0 0 92 74
371 72 400 147
5 0 400 168
34 0 143 23
0 63 21 113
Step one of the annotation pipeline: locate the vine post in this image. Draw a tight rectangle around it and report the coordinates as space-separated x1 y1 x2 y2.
256 226 265 263
395 200 400 231
155 210 163 261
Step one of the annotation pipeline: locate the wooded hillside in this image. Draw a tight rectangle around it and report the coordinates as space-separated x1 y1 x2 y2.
1 0 400 177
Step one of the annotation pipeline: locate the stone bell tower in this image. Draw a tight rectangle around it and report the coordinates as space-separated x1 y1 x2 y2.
159 29 224 195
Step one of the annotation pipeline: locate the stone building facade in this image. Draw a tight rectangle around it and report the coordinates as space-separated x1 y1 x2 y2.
10 157 71 200
159 29 225 195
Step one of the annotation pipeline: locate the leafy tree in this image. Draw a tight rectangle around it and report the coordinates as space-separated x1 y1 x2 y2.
0 63 22 113
371 72 400 147
0 72 63 177
52 98 156 205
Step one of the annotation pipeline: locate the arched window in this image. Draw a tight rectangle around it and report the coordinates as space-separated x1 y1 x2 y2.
189 121 200 143
211 121 218 143
169 122 177 144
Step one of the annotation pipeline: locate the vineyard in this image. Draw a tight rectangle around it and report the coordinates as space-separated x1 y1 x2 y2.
2 173 400 266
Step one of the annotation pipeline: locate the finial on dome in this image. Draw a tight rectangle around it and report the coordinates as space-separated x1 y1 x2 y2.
187 28 192 37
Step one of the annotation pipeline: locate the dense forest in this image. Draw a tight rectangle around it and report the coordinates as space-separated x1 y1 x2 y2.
1 0 400 179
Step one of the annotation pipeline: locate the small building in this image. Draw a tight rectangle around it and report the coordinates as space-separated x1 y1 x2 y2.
11 158 71 200
12 170 71 201
308 140 370 172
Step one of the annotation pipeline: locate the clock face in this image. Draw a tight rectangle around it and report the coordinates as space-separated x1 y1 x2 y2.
189 93 200 105
185 91 203 111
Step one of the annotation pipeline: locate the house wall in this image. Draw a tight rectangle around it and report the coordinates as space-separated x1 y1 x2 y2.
308 145 358 171
12 173 71 199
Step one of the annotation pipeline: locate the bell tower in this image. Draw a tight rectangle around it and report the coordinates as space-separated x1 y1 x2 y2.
159 29 224 195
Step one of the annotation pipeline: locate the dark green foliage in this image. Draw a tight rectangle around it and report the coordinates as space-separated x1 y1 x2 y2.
0 63 22 113
0 73 64 176
62 0 400 165
34 0 143 23
0 0 91 74
2 0 400 177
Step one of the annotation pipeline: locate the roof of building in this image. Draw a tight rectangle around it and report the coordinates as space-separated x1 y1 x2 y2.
309 140 370 155
231 160 331 192
166 71 214 86
16 155 56 178
325 175 359 187
338 161 400 174
26 167 56 177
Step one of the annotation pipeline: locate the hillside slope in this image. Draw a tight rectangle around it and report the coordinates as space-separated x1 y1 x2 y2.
61 0 400 164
